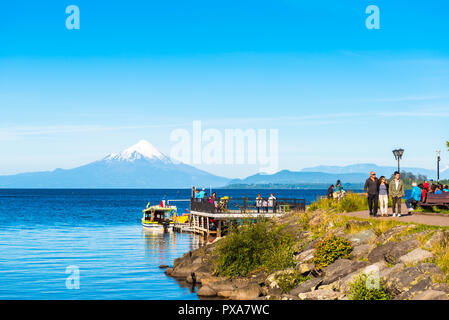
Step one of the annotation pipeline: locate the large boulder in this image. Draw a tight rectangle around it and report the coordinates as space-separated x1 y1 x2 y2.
368 239 420 264
207 280 235 292
217 290 234 298
351 244 375 260
348 229 377 245
398 248 433 265
321 259 369 285
289 277 323 295
201 276 229 287
293 249 314 263
398 230 432 243
173 252 192 268
247 272 267 285
377 225 409 244
164 267 174 276
380 263 405 279
229 283 262 300
296 263 316 276
265 269 296 289
431 282 449 293
384 263 444 298
345 220 372 230
197 285 217 297
298 289 343 300
302 240 320 252
424 230 449 249
337 261 387 294
171 251 206 278
412 290 449 300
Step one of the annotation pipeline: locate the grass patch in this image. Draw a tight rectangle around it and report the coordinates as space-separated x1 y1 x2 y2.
307 192 369 214
429 242 449 284
414 207 449 215
348 272 392 300
213 221 295 278
276 271 311 293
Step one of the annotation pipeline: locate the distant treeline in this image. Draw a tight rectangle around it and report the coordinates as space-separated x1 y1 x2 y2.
225 171 449 190
390 171 448 189
224 183 364 190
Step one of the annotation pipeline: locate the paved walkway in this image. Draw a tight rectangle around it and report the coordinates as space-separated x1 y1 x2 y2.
342 204 449 227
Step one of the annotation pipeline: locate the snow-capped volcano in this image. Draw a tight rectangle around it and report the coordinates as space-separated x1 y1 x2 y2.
0 139 230 188
104 140 170 162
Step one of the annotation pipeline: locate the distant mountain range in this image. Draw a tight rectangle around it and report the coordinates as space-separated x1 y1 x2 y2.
0 140 230 188
227 170 367 186
300 163 448 180
226 164 447 189
0 141 446 188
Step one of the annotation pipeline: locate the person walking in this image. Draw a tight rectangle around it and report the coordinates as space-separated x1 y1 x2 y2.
378 176 389 217
389 171 405 217
364 171 379 217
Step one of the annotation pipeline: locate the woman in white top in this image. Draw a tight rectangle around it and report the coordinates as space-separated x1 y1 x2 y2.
268 193 277 213
378 176 389 217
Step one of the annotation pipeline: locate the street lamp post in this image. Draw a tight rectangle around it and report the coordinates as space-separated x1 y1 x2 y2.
437 150 441 182
392 149 404 173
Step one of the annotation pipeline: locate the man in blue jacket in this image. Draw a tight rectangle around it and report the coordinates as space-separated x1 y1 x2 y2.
406 182 421 214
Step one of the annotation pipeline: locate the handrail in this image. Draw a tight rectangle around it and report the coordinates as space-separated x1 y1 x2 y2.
190 196 306 214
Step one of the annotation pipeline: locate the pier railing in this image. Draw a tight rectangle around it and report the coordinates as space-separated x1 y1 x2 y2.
190 197 306 214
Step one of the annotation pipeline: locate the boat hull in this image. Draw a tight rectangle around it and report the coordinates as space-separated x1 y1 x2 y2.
141 221 173 231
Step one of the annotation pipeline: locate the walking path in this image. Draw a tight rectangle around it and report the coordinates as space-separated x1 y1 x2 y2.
342 204 449 227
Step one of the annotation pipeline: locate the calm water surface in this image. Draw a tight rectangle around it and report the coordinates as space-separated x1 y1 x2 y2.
0 188 331 299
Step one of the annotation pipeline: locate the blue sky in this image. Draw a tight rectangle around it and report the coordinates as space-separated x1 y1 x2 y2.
1 0 448 178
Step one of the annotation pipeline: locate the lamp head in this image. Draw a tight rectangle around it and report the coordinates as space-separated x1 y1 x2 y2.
393 149 404 160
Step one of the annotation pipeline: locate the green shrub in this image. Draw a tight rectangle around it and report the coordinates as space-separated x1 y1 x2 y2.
307 192 368 214
276 271 311 293
213 221 295 277
348 272 391 300
313 235 353 270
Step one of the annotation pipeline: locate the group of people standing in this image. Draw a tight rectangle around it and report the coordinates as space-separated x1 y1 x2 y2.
193 188 217 204
255 193 277 213
364 171 407 217
364 171 449 217
326 180 346 200
193 188 278 213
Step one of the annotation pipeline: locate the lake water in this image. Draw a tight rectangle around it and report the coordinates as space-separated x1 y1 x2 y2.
0 188 333 300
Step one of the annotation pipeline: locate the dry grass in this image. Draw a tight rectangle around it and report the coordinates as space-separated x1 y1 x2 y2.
429 242 449 284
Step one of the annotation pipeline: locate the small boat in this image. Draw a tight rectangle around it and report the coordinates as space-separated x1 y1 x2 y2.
141 202 189 231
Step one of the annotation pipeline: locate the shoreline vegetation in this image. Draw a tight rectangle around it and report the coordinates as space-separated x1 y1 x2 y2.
165 193 449 300
224 183 364 190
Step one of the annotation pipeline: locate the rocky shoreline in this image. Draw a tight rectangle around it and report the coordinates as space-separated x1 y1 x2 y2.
163 209 449 300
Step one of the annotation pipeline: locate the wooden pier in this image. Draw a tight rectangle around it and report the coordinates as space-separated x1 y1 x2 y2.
180 191 306 237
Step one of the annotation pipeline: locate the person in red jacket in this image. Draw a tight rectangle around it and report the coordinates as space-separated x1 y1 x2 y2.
420 183 427 203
